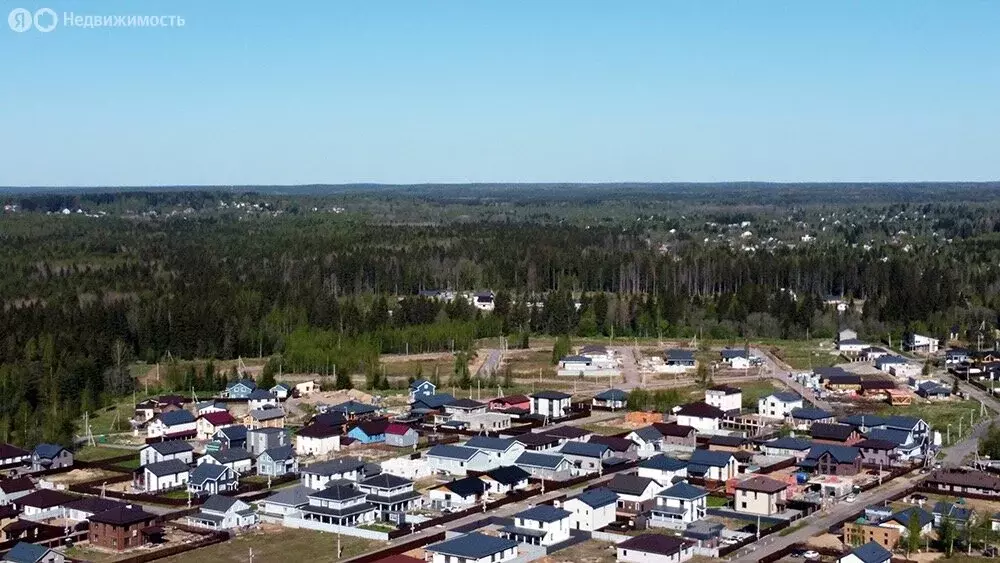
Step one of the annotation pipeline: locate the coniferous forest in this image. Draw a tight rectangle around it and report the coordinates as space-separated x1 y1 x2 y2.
3 183 1000 447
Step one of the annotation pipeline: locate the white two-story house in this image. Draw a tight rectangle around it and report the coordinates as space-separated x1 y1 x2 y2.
650 481 708 530
500 505 572 546
530 391 573 420
757 392 804 420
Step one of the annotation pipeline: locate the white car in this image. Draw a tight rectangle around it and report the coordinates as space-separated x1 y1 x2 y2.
803 551 820 560
845 494 858 503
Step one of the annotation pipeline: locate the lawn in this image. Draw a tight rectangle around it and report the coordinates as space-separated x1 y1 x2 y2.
158 528 380 563
63 546 121 562
779 521 808 536
875 399 987 446
74 445 134 462
581 422 630 436
733 380 781 410
112 458 141 470
756 339 838 370
541 539 618 563
707 495 729 508
160 490 190 500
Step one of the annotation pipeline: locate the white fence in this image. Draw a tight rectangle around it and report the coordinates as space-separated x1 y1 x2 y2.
282 515 390 540
591 531 630 543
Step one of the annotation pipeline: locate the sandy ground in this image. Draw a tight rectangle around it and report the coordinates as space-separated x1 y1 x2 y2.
807 533 845 549
43 468 118 486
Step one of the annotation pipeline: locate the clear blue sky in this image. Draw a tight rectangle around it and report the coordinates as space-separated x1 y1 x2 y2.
1 0 997 186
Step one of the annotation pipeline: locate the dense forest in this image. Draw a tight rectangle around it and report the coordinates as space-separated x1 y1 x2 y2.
2 184 1000 448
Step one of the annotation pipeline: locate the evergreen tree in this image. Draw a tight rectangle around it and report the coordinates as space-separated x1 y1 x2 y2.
551 335 572 365
905 511 922 555
258 357 279 390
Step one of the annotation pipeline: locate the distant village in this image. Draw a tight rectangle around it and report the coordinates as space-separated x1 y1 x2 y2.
1 325 1000 563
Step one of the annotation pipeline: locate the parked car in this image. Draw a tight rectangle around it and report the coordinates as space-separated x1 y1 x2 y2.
803 551 820 560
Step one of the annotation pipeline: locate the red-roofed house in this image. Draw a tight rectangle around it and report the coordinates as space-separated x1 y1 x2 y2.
489 395 531 412
385 423 419 448
196 411 237 440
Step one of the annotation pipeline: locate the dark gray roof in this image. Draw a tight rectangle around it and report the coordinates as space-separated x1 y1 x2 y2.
768 392 802 403
658 481 708 500
412 393 457 409
639 455 687 472
217 425 248 441
465 436 518 452
572 487 618 508
594 389 628 401
690 449 734 467
302 457 366 476
260 445 294 461
310 483 365 502
427 444 481 461
810 423 856 441
248 389 276 400
205 448 252 465
439 476 486 497
515 451 567 469
427 532 518 559
144 459 190 477
806 445 861 463
850 541 893 563
201 494 239 513
516 504 571 523
156 410 195 426
607 474 656 496
329 400 378 415
145 441 193 455
764 437 813 451
791 407 834 421
485 466 530 486
190 463 232 484
559 441 609 458
532 390 572 400
32 443 67 459
360 473 412 489
5 541 53 563
248 406 286 421
665 349 696 361
617 535 689 557
262 485 310 507
675 402 725 419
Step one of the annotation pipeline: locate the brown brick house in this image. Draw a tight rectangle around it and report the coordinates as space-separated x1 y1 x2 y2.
800 445 862 476
88 505 159 551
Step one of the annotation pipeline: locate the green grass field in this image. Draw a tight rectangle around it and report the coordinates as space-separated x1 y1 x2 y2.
732 380 781 409
74 446 135 462
158 529 380 563
875 400 987 446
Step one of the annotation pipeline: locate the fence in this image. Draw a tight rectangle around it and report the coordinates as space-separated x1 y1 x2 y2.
282 516 390 540
342 531 446 563
102 530 231 563
75 452 141 471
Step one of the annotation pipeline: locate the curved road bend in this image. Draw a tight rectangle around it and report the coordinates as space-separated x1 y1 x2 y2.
730 374 1000 562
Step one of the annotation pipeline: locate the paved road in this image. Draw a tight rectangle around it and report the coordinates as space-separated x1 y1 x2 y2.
346 478 600 562
612 346 642 388
751 347 833 410
475 348 503 379
728 470 925 562
733 375 1000 561
939 376 1000 466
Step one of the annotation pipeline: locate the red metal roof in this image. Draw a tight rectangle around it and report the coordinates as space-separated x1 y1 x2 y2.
199 411 236 426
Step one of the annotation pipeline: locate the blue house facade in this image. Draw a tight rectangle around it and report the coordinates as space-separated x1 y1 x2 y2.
346 420 388 444
225 379 257 399
409 378 437 402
